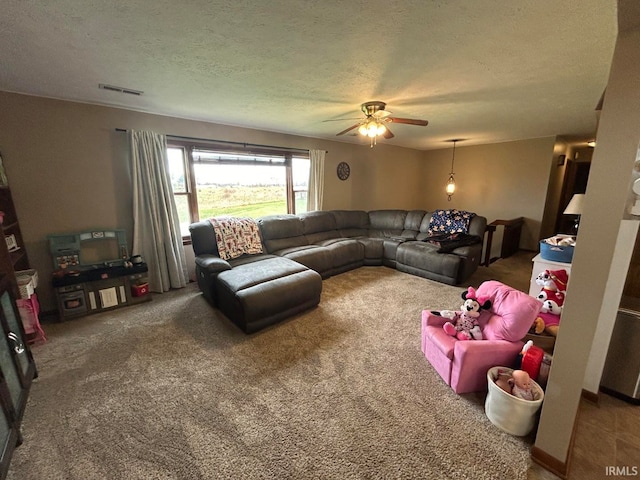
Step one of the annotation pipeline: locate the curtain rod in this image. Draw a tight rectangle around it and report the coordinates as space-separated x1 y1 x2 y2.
115 128 327 154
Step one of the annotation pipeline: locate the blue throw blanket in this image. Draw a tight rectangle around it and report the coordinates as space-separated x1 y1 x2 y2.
428 209 476 235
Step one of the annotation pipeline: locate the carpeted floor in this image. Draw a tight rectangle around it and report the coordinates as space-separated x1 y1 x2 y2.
9 266 534 479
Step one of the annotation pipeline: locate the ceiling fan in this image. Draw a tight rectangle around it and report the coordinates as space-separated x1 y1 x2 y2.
330 101 429 147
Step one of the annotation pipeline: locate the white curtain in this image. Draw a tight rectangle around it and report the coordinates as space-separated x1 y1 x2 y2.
307 149 325 211
130 130 188 292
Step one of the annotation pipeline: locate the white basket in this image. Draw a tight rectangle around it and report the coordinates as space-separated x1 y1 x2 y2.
16 269 38 299
485 366 544 436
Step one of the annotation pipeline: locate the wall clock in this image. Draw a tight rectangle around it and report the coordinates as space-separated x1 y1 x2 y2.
337 162 350 181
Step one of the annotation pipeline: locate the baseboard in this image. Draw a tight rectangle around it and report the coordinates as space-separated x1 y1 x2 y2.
581 388 600 404
531 446 568 479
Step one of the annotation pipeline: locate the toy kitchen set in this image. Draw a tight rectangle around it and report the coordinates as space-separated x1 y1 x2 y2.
48 229 150 319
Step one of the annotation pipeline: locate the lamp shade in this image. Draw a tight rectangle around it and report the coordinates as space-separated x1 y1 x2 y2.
563 194 585 215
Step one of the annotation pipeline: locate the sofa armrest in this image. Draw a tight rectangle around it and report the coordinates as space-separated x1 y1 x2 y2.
450 339 525 393
422 309 449 328
195 254 232 273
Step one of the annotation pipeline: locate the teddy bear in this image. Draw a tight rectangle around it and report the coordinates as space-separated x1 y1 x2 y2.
431 286 492 341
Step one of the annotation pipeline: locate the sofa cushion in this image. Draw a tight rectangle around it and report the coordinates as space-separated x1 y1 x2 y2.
331 210 369 229
258 215 308 253
396 241 462 279
476 280 542 342
321 239 365 269
368 210 407 233
258 215 304 239
355 237 384 260
276 245 334 276
300 211 337 234
404 210 427 231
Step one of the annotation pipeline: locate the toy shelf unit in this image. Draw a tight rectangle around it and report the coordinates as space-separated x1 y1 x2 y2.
48 229 151 320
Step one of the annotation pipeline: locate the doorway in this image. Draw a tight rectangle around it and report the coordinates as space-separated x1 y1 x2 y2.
555 155 591 234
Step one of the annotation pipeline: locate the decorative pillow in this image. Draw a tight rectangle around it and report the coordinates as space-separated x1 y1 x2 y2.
476 280 542 342
428 209 476 235
209 217 263 261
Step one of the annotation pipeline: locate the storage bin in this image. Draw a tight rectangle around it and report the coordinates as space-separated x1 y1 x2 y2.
485 366 544 436
15 269 38 299
539 240 574 263
16 294 46 344
131 282 149 297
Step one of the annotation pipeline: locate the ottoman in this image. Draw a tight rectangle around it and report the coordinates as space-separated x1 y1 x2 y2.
214 256 323 333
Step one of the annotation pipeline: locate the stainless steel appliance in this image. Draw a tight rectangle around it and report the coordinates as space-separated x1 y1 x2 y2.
600 309 640 403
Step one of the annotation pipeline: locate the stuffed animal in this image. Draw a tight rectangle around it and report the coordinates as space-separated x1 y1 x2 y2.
533 269 569 337
432 286 492 341
529 316 545 335
535 288 564 336
510 370 535 401
537 289 564 315
535 269 568 293
494 369 513 394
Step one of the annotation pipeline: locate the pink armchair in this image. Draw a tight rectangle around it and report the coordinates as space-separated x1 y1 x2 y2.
421 280 542 394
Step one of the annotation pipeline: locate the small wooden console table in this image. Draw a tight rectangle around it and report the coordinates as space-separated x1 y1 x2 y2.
483 217 525 267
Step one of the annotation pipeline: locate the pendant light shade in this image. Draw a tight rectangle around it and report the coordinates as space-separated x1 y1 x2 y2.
446 139 461 201
446 174 456 198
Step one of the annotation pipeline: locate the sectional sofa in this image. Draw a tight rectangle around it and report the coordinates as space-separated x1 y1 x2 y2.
189 209 487 333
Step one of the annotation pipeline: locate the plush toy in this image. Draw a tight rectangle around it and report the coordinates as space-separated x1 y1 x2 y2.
494 369 513 394
535 269 568 293
529 316 545 334
534 288 565 336
537 289 564 315
510 370 535 401
432 286 492 341
533 269 569 337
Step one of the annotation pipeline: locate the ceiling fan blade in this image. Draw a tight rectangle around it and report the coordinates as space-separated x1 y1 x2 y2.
388 117 429 126
322 117 364 122
383 127 395 139
336 123 361 136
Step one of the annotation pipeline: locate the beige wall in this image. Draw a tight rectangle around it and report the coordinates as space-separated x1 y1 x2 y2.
422 137 557 251
535 5 640 467
0 92 428 310
0 90 591 332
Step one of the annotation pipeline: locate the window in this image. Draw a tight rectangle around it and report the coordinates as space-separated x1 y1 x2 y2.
167 142 310 237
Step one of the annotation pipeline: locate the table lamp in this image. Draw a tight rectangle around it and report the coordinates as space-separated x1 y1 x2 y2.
563 193 585 234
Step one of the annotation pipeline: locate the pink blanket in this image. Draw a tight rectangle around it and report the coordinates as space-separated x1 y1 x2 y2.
209 217 263 260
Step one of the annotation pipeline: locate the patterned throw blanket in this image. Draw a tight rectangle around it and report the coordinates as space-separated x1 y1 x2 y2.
209 217 263 261
428 209 476 235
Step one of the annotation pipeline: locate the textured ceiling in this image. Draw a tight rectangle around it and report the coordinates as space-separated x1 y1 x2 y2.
0 1 618 150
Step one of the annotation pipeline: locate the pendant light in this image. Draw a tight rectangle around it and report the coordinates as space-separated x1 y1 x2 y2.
446 139 461 201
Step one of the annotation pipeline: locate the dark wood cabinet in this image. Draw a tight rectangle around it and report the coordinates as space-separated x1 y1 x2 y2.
0 153 37 478
0 186 29 276
0 274 37 479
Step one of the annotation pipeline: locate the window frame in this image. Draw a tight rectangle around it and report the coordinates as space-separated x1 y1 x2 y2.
167 139 309 241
